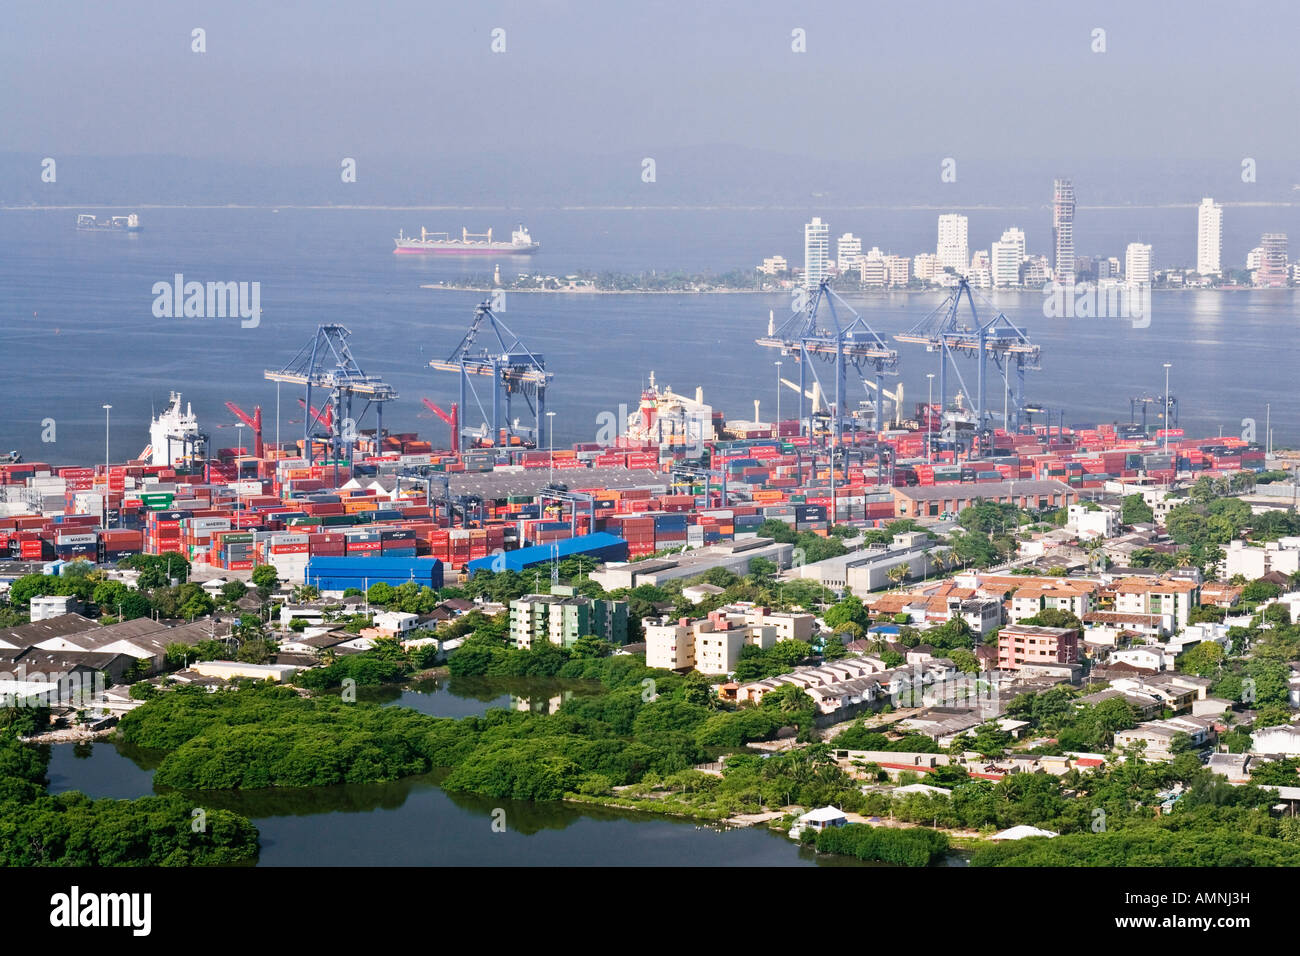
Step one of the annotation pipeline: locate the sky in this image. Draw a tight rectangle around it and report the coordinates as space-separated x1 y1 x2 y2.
3 0 1299 203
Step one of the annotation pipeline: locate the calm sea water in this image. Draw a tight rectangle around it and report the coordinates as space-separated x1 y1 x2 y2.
0 206 1295 463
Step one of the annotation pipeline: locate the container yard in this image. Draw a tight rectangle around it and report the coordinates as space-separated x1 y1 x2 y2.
0 394 1265 590
0 288 1270 588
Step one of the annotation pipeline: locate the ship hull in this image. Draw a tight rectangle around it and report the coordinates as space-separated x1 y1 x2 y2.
393 243 539 255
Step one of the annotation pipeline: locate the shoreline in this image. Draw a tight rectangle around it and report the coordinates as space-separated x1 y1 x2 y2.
420 283 1281 297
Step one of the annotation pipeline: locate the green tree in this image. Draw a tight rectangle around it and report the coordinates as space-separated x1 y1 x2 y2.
1121 494 1154 525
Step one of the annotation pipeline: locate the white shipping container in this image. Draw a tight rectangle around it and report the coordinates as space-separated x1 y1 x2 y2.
189 518 232 531
56 532 98 545
270 533 309 545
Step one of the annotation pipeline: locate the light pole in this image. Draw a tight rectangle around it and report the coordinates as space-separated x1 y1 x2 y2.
1162 363 1172 453
546 411 556 485
101 404 112 468
926 374 935 464
774 361 782 438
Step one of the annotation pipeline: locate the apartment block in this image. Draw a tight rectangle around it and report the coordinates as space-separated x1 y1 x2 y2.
509 586 628 650
1112 577 1200 628
997 624 1080 670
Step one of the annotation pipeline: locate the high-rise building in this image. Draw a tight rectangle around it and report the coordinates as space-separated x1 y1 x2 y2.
1197 198 1222 276
1256 233 1289 287
859 247 887 287
1107 256 1122 278
1125 242 1152 285
991 227 1026 287
884 255 911 287
913 253 942 284
1053 179 1076 285
836 233 863 274
1021 255 1051 287
968 250 992 288
1246 247 1263 271
804 217 830 290
936 214 969 273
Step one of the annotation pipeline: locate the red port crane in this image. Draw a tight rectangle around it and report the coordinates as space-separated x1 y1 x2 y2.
297 398 333 430
421 398 460 454
223 402 264 458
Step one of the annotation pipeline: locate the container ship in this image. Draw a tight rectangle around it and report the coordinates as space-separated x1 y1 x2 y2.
393 225 539 255
76 213 141 232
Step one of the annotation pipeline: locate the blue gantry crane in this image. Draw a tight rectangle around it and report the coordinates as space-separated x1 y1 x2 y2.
430 299 552 449
756 279 899 447
893 277 1041 457
264 324 398 473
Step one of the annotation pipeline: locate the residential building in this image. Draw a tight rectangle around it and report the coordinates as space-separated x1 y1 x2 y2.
644 618 694 670
968 250 992 288
1021 254 1051 287
936 214 969 273
859 247 888 287
1008 578 1097 623
804 217 830 290
508 586 628 650
997 624 1080 670
1246 246 1264 272
1052 179 1076 285
884 254 911 287
1223 538 1300 579
1112 577 1200 628
29 595 81 622
1256 233 1289 287
837 233 863 274
1067 502 1121 538
991 228 1025 287
913 253 942 284
1125 242 1152 285
758 255 788 275
1196 198 1222 276
1114 716 1216 761
645 607 781 675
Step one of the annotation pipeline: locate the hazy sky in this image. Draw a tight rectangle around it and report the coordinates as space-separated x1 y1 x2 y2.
6 0 1299 171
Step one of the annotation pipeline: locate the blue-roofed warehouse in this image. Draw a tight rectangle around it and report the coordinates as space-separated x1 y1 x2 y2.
306 556 443 592
465 532 628 576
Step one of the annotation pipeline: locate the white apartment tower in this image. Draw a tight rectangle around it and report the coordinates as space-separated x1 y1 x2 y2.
1125 242 1152 285
991 227 1026 287
936 214 969 273
1197 198 1222 276
836 233 863 274
804 217 830 290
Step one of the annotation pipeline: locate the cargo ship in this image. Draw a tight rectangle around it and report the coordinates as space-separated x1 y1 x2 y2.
393 225 539 255
76 213 141 232
139 392 208 468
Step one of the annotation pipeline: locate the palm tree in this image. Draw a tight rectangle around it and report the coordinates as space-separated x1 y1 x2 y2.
887 565 910 588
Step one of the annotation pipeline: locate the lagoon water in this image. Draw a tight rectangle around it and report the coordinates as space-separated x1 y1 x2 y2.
45 677 855 866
